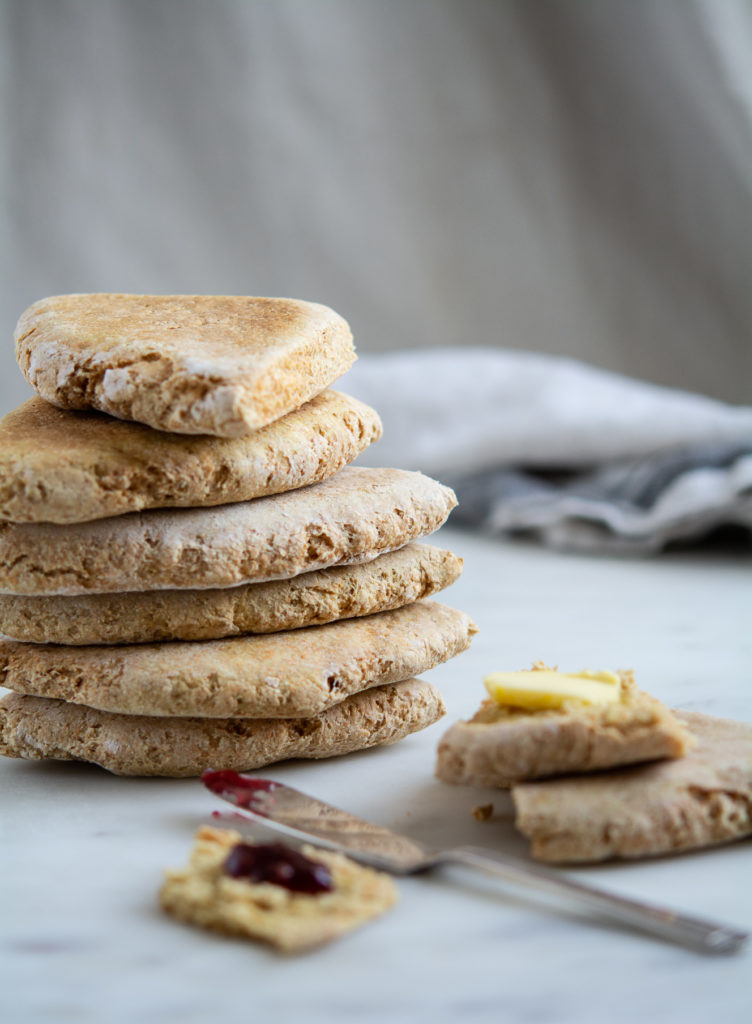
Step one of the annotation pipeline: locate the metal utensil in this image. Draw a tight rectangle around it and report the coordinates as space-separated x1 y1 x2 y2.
201 770 747 955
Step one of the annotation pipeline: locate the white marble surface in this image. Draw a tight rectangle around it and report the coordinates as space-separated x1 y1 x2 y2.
2 527 751 1023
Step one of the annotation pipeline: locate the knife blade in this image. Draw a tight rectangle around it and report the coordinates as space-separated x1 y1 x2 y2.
203 769 434 872
201 770 748 956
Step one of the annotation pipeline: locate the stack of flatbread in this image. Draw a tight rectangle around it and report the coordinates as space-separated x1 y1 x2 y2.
0 294 476 776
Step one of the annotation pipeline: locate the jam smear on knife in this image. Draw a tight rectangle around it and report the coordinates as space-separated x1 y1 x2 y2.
201 769 277 811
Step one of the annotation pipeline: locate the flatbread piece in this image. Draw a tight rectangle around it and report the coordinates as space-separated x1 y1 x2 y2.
15 294 355 436
0 543 462 644
160 826 397 953
436 671 692 787
512 711 752 862
0 600 476 718
0 678 446 777
0 391 380 524
0 467 457 595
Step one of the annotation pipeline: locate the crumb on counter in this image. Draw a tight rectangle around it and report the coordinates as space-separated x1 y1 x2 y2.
472 803 494 822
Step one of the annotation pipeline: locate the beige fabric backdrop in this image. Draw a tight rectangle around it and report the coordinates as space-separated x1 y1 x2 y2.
1 0 751 417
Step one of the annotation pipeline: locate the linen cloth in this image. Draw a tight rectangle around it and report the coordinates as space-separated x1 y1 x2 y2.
342 349 752 553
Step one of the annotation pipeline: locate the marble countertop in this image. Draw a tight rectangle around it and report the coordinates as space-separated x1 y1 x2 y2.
3 526 751 1023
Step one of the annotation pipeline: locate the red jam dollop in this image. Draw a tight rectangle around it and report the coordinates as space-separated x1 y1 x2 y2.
223 842 333 894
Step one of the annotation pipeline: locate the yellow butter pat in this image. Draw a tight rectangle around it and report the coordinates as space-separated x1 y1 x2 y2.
484 669 622 710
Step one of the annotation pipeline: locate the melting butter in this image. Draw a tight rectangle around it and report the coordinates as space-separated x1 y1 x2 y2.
484 669 621 710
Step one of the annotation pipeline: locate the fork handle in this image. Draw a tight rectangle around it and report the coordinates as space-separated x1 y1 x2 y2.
445 846 747 955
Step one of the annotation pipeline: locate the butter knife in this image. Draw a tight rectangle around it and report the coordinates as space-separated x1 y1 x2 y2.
201 770 747 956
